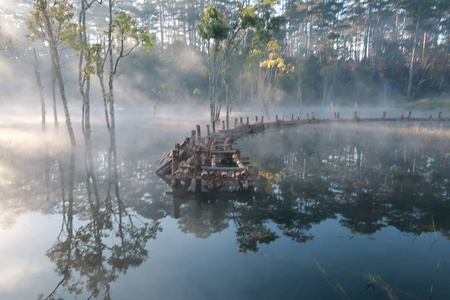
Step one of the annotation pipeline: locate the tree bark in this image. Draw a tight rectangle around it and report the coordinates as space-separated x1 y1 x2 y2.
33 48 46 132
407 17 420 97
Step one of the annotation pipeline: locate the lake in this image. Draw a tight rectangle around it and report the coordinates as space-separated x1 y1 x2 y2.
1 106 450 299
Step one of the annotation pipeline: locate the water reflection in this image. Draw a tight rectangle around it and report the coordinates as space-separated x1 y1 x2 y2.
40 146 161 299
245 123 450 238
2 119 450 298
165 123 450 253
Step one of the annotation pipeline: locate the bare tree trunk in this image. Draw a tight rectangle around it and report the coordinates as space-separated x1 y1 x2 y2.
158 0 165 49
41 5 76 146
33 48 46 132
307 11 313 58
407 17 420 97
51 68 59 128
105 0 123 208
79 0 100 209
33 47 50 200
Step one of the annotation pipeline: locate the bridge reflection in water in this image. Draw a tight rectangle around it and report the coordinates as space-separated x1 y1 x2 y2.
2 120 450 299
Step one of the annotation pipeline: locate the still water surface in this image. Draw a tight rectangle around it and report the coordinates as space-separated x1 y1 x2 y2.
1 108 450 299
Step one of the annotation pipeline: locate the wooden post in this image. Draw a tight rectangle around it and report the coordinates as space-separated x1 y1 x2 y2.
291 113 294 121
276 115 278 122
196 124 201 139
439 111 443 120
173 197 181 219
194 150 201 169
212 121 216 133
246 116 249 125
190 130 196 151
222 120 225 131
408 111 411 119
235 118 238 128
307 113 309 120
382 111 386 119
171 149 179 186
224 137 232 150
195 179 201 192
226 116 229 130
206 124 210 136
205 136 211 155
256 116 258 123
240 117 243 124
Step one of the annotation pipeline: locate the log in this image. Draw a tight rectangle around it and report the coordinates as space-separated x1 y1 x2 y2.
232 154 248 179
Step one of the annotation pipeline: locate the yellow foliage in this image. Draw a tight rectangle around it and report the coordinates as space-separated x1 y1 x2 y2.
259 52 294 73
258 170 284 183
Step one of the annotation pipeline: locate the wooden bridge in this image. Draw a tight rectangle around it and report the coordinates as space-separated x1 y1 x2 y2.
155 110 448 193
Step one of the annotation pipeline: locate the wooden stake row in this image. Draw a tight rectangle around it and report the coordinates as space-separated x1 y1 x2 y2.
157 110 448 193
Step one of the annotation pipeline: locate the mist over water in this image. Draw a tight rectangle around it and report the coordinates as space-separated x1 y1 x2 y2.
1 0 449 297
1 103 450 299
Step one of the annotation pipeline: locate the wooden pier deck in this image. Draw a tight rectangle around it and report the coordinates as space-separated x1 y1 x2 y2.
156 110 449 192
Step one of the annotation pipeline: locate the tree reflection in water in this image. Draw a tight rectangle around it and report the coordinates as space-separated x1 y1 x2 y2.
169 123 450 253
2 120 450 298
41 145 161 300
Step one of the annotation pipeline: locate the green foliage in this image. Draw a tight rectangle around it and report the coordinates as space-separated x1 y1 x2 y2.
198 3 229 42
300 55 322 103
26 0 77 46
19 0 449 107
110 11 155 53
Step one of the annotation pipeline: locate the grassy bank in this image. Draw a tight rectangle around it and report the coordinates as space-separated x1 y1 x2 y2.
404 94 450 110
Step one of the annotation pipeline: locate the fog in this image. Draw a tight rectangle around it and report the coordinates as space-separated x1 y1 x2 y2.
1 2 450 299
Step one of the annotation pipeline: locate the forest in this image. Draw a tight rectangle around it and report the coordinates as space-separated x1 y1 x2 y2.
1 2 450 298
0 0 449 120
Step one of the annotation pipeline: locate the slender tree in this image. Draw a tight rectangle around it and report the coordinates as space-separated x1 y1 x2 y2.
27 0 77 146
77 0 103 212
95 0 155 203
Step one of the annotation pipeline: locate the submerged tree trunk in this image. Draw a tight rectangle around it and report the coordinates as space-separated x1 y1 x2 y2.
79 0 100 209
104 0 123 208
33 47 50 200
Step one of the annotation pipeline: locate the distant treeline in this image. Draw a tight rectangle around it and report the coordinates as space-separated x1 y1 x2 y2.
0 0 449 108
